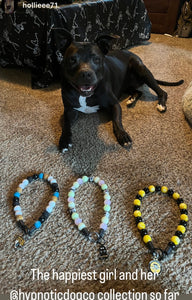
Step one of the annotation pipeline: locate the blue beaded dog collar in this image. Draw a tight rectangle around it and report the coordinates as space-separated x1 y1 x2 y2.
133 185 188 274
13 173 59 248
68 176 111 259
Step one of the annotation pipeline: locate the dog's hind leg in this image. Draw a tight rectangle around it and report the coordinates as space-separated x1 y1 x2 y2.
129 58 168 112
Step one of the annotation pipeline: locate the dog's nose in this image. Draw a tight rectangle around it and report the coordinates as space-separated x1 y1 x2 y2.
80 70 93 80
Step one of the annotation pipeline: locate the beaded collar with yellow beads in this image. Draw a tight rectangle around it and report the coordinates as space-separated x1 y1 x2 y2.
133 185 188 274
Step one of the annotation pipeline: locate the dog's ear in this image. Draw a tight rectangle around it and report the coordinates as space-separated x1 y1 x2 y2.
52 28 74 52
95 34 120 55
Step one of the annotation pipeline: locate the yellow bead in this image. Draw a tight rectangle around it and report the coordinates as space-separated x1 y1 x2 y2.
148 185 155 192
177 225 186 234
179 203 187 210
52 196 58 202
133 210 141 217
138 190 145 197
143 235 152 243
171 236 180 245
133 199 141 206
173 192 180 200
161 186 168 193
137 222 146 230
180 214 188 222
44 173 49 180
16 215 23 221
17 187 22 194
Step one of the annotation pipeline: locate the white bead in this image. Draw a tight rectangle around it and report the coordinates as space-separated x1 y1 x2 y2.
48 176 53 182
49 201 56 208
15 210 22 216
50 179 57 184
22 179 29 187
14 205 21 212
19 183 26 190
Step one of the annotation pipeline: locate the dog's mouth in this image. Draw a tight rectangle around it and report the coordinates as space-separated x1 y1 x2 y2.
71 83 97 97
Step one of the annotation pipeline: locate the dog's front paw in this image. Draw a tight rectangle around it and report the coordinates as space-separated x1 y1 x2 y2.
59 137 72 153
116 130 132 148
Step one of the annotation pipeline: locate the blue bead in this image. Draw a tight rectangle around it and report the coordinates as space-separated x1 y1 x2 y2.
38 173 44 179
14 192 20 198
34 221 42 229
53 191 59 198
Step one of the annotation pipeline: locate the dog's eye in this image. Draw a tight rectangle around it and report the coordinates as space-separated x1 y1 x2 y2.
69 56 77 64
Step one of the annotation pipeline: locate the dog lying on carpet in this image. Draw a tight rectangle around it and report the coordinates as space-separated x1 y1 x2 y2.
55 29 183 152
183 82 192 127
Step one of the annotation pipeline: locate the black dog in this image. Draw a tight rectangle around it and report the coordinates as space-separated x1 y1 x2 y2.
55 29 183 152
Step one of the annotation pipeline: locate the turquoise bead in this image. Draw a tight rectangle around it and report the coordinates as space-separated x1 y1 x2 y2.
38 173 44 179
53 191 59 198
14 192 20 198
34 221 41 229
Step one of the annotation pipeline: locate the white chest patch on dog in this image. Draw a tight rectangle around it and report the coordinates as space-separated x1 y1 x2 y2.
74 96 100 114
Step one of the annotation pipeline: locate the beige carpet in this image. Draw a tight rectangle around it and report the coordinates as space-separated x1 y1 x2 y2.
0 34 192 295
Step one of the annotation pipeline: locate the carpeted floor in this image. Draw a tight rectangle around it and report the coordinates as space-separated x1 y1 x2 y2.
0 34 192 296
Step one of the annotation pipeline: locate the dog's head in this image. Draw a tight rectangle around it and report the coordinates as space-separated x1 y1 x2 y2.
53 29 118 97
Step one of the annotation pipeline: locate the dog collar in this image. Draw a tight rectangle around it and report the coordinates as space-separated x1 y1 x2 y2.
68 176 111 259
13 173 59 248
133 185 188 274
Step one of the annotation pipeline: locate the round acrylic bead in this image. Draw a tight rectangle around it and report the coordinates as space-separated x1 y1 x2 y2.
94 176 100 183
104 199 111 205
179 203 187 210
14 205 22 212
180 214 188 222
39 173 44 179
171 236 180 245
104 204 111 212
148 185 155 192
100 223 107 230
52 196 58 202
44 174 49 180
143 235 152 243
68 190 75 198
134 199 141 206
73 182 80 189
46 206 53 214
53 191 59 198
177 225 186 234
101 184 108 190
99 180 105 186
75 218 82 225
68 202 75 209
72 212 79 220
137 222 146 230
68 197 75 202
17 187 22 194
102 216 109 224
161 186 168 193
14 192 20 198
78 223 86 231
173 192 180 200
138 190 145 197
49 201 56 208
134 210 141 217
104 193 111 200
77 178 83 185
82 176 89 183
34 221 42 229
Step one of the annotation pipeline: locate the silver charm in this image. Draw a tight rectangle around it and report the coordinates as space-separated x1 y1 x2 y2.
149 259 161 274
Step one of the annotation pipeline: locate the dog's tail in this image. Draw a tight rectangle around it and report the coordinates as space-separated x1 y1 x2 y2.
156 79 184 86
